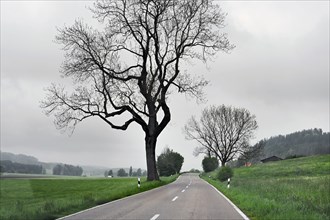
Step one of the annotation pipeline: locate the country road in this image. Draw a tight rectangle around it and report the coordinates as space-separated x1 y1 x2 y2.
59 173 248 220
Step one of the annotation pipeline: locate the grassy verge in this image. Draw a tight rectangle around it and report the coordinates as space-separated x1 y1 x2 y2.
0 175 178 220
201 155 330 220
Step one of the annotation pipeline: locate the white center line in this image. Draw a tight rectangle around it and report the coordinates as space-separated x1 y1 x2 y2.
172 196 178 201
181 189 185 193
150 214 160 220
186 186 189 189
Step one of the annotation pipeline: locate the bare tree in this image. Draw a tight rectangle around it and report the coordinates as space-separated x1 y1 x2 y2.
41 0 233 180
185 105 258 166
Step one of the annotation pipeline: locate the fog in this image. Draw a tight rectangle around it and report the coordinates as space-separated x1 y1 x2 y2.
1 1 329 171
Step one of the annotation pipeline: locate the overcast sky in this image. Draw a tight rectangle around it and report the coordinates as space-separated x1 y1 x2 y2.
1 1 329 171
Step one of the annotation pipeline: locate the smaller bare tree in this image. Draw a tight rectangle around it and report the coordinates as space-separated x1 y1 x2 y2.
184 105 258 166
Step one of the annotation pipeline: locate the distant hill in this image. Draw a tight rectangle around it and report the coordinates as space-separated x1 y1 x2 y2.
0 151 87 175
0 151 40 165
0 151 146 177
259 128 329 159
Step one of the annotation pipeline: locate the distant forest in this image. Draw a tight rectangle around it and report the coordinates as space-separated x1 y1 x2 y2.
0 152 143 177
0 152 84 176
232 128 329 167
0 160 43 174
53 164 83 176
261 128 329 158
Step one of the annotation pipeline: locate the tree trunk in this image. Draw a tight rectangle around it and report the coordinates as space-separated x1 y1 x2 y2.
144 102 170 181
221 160 226 167
145 135 160 181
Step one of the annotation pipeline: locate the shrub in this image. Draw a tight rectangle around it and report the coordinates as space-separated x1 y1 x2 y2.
217 166 233 182
202 157 219 172
157 147 184 176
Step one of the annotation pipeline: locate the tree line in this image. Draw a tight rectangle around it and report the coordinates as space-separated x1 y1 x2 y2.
261 128 329 158
230 128 329 167
104 168 147 177
0 160 43 174
53 164 83 176
104 147 184 178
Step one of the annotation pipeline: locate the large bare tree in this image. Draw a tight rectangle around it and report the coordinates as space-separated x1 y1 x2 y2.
185 105 258 166
41 0 233 180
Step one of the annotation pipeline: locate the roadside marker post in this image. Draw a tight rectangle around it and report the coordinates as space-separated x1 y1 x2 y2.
138 177 141 189
227 178 230 189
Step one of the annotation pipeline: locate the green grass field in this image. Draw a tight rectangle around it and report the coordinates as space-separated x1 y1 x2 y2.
202 154 330 220
0 175 178 220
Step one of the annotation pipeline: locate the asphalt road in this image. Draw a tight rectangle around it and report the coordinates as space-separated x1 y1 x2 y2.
59 173 248 220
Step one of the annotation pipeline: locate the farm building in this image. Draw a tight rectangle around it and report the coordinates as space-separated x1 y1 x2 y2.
261 156 283 163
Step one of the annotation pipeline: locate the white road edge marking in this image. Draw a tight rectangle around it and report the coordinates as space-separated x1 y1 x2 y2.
186 185 189 189
150 214 160 220
172 196 178 201
202 179 250 220
181 189 185 193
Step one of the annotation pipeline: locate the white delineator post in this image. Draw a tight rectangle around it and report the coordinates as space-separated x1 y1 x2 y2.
227 178 230 189
138 177 141 188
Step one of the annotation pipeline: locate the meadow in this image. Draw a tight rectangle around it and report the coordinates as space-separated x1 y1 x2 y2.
0 175 178 220
202 154 330 220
